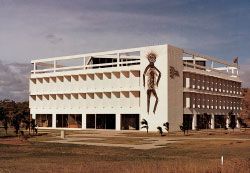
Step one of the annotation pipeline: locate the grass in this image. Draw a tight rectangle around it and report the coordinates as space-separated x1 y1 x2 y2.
0 140 249 172
0 128 250 173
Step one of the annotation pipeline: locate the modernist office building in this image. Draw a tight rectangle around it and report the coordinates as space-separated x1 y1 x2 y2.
29 44 242 131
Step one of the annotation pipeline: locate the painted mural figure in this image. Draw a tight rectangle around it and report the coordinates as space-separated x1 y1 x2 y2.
143 52 161 114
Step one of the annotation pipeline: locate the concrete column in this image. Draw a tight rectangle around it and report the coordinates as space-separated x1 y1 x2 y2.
82 114 86 129
116 114 121 130
211 114 215 129
192 114 197 130
236 114 240 128
32 114 36 120
226 116 229 128
52 114 56 128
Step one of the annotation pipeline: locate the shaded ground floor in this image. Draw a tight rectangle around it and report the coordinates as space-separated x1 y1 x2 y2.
183 113 240 130
33 112 241 131
34 113 140 131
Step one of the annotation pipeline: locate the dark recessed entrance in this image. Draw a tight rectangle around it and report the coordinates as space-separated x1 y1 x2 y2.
197 114 211 129
86 114 116 129
183 114 192 130
214 115 226 128
86 114 95 129
56 114 82 128
96 114 115 129
121 114 139 130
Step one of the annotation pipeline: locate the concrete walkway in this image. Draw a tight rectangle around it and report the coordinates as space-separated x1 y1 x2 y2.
44 130 250 150
46 137 177 149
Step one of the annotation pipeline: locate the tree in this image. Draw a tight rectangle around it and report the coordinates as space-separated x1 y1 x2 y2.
157 126 163 136
0 107 5 120
12 114 21 135
141 119 149 133
2 117 9 135
237 117 248 130
0 107 9 134
180 121 189 135
30 119 38 135
23 119 31 135
228 111 236 132
0 100 30 135
163 122 169 133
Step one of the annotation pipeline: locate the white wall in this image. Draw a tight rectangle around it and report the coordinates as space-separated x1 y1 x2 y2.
140 45 169 131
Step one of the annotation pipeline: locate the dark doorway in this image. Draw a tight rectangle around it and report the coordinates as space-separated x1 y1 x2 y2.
197 114 211 129
86 114 95 129
121 114 139 130
105 114 116 129
183 114 192 130
56 114 82 128
86 114 116 129
56 114 68 127
214 115 226 128
96 114 116 129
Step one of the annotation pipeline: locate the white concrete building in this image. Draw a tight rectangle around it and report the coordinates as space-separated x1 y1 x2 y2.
29 44 242 131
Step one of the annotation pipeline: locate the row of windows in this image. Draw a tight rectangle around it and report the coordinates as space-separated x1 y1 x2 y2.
184 73 241 95
184 93 241 110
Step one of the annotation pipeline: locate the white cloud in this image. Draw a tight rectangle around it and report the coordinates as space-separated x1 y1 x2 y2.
0 61 31 101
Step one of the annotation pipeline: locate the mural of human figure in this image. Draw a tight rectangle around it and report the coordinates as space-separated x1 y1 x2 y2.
143 52 161 114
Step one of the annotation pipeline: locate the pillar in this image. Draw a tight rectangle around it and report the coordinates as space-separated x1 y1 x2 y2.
52 114 56 128
211 114 215 129
116 114 121 130
192 114 197 130
236 114 240 128
82 114 86 129
32 114 36 120
226 116 229 129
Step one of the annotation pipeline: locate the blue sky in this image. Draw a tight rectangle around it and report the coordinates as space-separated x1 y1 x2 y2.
0 0 250 100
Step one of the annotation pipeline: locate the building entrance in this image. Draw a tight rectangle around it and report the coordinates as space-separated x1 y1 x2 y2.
121 114 139 130
96 114 116 129
86 114 116 129
56 114 82 128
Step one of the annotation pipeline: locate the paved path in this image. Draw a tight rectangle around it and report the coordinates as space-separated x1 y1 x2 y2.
46 137 177 149
45 132 250 150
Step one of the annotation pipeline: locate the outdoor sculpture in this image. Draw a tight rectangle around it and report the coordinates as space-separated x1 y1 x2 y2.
143 52 161 114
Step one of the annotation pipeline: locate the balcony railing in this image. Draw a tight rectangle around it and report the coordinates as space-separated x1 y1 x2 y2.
183 62 240 79
31 60 141 74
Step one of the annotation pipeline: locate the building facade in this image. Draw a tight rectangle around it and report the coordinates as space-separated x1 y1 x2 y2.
29 44 242 131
